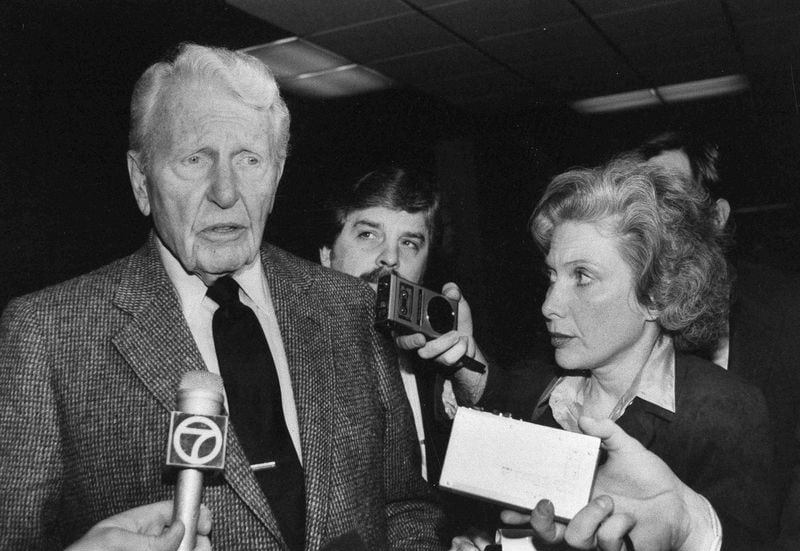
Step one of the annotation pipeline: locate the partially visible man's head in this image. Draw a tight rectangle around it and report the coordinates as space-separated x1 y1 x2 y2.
636 130 730 228
319 167 440 288
126 43 290 284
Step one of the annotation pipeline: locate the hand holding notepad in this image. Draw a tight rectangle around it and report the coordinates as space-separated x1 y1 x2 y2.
439 407 601 521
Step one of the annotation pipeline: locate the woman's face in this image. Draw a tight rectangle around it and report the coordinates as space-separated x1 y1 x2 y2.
541 219 657 372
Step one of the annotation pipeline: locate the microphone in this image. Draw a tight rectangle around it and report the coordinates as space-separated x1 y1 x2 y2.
166 371 228 551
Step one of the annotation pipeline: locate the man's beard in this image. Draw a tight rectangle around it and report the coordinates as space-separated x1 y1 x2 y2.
359 266 394 284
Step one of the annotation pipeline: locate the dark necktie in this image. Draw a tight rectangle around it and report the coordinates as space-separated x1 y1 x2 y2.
207 276 305 551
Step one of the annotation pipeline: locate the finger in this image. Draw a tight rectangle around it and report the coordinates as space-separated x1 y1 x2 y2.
564 495 615 549
499 509 531 525
595 513 636 551
416 332 461 360
196 504 212 536
195 535 213 551
469 533 493 549
449 535 480 551
395 333 427 350
441 282 462 300
530 499 565 544
150 520 184 551
430 336 470 364
577 417 644 455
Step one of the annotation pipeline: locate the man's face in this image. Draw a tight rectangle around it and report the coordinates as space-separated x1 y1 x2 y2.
320 206 430 288
127 82 283 285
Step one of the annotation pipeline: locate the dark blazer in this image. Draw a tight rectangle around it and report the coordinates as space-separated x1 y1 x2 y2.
479 352 779 550
727 261 800 549
0 236 444 551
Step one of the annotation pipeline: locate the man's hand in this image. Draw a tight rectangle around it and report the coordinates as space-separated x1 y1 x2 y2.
394 282 487 404
65 500 212 551
448 533 493 551
501 417 718 551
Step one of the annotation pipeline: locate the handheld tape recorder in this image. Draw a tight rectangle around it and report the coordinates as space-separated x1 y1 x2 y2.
374 272 485 374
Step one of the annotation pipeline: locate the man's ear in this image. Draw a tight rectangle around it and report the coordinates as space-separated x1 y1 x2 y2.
714 198 731 229
127 152 151 216
319 246 332 267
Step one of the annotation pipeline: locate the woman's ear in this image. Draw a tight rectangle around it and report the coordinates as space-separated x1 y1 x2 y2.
644 296 660 321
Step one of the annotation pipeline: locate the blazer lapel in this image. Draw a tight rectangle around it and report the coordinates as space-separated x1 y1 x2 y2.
110 237 284 542
264 246 336 551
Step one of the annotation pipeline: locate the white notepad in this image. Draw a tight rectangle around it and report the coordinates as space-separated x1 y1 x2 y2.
439 407 601 521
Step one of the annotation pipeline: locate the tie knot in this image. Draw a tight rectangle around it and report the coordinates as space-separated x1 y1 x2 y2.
207 276 241 308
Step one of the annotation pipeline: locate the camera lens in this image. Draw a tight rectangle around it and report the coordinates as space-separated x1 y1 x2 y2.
426 296 455 334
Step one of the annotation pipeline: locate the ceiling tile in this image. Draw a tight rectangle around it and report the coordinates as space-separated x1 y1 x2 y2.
479 19 610 65
575 0 688 17
226 0 411 35
425 0 580 41
724 0 800 23
593 0 726 44
309 12 459 63
737 15 800 69
419 68 531 98
617 26 737 68
525 55 644 97
370 44 503 85
640 53 743 87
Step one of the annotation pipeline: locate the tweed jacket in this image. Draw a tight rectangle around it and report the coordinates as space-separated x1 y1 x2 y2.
0 235 444 550
479 352 780 550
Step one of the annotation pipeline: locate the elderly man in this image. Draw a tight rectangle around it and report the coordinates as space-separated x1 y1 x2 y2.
0 43 443 550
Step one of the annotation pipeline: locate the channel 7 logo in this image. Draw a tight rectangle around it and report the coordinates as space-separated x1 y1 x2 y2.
166 412 228 470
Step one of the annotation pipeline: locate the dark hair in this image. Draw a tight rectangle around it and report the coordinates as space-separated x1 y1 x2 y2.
636 130 721 197
319 166 441 249
530 156 730 352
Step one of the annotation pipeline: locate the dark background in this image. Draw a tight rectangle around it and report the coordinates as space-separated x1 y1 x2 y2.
3 0 799 363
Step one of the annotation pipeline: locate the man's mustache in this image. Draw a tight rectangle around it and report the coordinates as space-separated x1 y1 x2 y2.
359 267 394 284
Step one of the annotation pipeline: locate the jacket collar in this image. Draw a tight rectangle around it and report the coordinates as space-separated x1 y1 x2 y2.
110 234 337 547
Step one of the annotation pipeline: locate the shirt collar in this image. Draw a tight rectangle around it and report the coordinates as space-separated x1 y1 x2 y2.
541 335 676 431
156 237 269 315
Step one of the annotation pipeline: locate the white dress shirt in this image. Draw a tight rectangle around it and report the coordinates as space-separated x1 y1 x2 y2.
157 239 303 465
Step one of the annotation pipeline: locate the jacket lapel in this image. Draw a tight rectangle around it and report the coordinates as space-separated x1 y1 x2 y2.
110 236 284 542
264 245 336 551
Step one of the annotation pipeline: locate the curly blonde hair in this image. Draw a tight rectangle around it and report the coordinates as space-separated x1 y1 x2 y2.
530 156 730 351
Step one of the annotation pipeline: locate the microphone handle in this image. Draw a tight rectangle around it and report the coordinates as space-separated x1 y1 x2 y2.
175 469 204 551
173 385 224 551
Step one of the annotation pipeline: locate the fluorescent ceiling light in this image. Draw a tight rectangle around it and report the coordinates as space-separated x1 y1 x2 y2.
658 74 749 102
279 65 395 99
571 74 749 114
241 37 394 99
572 88 660 114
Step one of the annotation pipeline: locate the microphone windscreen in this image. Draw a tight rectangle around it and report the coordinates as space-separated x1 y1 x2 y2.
180 370 224 394
176 371 224 415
